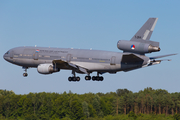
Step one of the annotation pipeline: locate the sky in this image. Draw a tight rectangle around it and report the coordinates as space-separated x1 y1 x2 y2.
0 0 179 95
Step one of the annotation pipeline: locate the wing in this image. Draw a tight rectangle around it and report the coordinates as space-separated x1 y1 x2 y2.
123 53 177 72
130 18 158 41
149 53 177 59
52 59 88 74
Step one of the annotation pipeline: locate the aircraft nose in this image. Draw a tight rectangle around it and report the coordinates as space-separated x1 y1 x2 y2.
3 52 9 61
3 54 6 60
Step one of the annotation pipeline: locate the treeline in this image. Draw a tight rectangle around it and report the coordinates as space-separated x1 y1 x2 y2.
1 87 180 120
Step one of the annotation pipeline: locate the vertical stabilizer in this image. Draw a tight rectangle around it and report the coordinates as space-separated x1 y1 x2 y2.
130 18 158 41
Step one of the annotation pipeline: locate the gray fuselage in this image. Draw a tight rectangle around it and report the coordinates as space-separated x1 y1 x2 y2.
3 46 149 73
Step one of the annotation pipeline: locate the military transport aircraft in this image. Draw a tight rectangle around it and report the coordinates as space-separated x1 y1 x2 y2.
3 18 176 82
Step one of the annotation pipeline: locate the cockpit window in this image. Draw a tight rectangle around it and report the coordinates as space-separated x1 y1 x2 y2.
5 51 9 54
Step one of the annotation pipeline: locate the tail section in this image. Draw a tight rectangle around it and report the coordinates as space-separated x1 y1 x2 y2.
117 18 160 55
117 18 176 71
131 18 158 41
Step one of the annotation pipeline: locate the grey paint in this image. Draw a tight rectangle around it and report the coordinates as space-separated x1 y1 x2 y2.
3 18 176 78
130 18 158 41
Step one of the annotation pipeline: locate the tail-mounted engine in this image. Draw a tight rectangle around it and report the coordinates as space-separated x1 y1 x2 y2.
117 40 160 54
37 64 60 74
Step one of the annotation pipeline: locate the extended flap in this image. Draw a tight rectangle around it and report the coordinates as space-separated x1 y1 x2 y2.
121 54 144 64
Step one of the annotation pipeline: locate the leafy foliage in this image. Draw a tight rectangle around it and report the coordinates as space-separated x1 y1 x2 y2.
0 87 180 120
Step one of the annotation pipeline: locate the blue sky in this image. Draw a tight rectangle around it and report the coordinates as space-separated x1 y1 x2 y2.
0 0 179 94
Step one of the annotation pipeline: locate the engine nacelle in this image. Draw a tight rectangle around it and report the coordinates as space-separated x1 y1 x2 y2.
37 64 60 74
117 40 160 54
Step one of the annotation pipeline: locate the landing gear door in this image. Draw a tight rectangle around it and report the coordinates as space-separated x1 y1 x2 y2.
66 54 71 62
110 56 116 65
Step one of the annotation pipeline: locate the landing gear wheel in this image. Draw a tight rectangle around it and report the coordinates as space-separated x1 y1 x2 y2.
72 77 77 81
100 77 103 81
23 73 28 77
92 76 96 81
96 77 100 81
85 76 91 80
68 77 72 81
77 77 80 81
22 67 28 77
85 76 88 80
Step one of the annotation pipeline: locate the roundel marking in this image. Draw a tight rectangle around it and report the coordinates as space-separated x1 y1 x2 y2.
131 45 135 50
36 49 40 52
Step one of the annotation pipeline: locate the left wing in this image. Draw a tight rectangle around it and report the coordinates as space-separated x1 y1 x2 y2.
52 59 88 74
123 53 177 72
144 53 177 67
149 53 177 60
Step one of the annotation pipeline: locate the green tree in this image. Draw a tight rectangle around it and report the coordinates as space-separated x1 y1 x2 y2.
116 89 131 97
92 94 103 117
3 94 11 118
52 95 69 119
82 101 89 118
88 104 96 118
128 111 137 120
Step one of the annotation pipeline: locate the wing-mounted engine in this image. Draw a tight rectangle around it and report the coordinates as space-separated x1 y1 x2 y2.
37 64 60 74
117 40 160 54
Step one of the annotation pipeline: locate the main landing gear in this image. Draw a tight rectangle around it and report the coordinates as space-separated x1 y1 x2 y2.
68 70 80 82
85 76 103 81
92 76 103 81
91 72 104 81
69 72 104 82
23 67 28 77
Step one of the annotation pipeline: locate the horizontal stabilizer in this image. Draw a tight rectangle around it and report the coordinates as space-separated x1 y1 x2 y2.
149 53 177 59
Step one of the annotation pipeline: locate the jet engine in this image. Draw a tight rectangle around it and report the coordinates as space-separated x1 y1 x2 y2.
117 40 160 54
37 64 60 74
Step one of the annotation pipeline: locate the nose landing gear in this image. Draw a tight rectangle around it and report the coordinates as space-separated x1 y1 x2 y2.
23 67 28 77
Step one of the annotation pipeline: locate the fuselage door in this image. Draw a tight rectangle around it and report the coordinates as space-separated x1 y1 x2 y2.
110 56 116 65
33 50 39 60
66 54 71 62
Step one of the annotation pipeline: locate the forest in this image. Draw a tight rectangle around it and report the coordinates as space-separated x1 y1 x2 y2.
1 87 180 120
